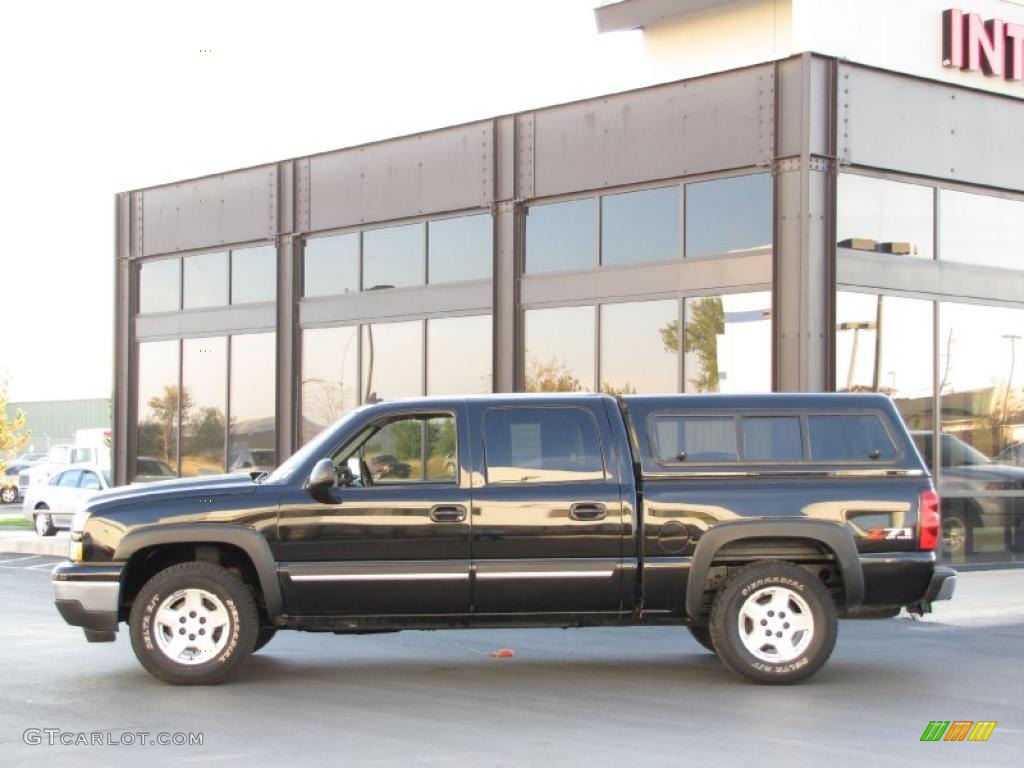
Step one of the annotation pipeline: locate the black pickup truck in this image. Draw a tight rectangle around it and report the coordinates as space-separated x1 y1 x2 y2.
53 393 955 685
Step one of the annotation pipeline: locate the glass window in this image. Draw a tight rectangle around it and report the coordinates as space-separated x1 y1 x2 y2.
651 416 739 463
836 174 933 259
940 189 1024 271
58 470 83 488
524 305 595 392
358 415 457 484
686 174 772 258
683 293 771 393
136 339 180 478
427 315 492 395
483 407 604 484
181 337 227 476
139 259 180 314
304 233 360 297
301 325 359 445
807 415 897 462
600 300 678 394
525 198 597 274
428 214 492 283
79 472 101 490
742 416 803 461
183 251 229 309
362 223 424 290
231 245 276 305
835 291 935 442
229 333 276 473
602 186 680 266
361 320 423 403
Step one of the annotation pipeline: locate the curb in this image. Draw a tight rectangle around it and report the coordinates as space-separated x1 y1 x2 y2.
0 532 69 557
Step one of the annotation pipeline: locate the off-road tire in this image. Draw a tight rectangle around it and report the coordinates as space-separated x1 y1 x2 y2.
129 562 259 685
687 625 716 652
709 560 837 685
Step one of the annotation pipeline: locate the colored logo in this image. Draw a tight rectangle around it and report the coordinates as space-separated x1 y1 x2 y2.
920 721 997 742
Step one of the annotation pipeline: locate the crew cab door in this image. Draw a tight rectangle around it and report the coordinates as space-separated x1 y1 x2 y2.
469 402 625 614
276 406 472 616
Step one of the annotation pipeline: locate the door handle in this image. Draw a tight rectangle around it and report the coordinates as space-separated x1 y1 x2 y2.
429 504 467 523
569 503 607 521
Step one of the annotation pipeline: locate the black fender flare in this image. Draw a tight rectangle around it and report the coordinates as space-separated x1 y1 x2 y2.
684 519 865 619
115 524 284 622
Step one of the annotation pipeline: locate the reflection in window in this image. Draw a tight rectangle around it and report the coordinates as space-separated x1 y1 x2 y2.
427 315 492 395
524 305 595 392
360 415 456 484
602 186 680 266
139 259 180 314
600 300 678 394
362 320 423 403
428 214 492 283
682 293 771 393
836 174 933 259
525 198 597 274
743 417 803 461
181 337 226 476
483 407 604 484
940 189 1024 271
135 340 180 478
652 416 738 463
686 174 772 258
362 223 424 290
230 245 276 305
304 233 360 297
183 251 229 309
301 325 359 445
835 292 934 432
229 333 276 473
807 415 897 462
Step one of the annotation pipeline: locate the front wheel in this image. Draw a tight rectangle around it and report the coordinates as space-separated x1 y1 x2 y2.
709 560 837 685
129 562 259 685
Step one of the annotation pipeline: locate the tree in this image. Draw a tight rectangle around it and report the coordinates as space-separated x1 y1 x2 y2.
660 297 725 392
0 384 30 472
525 356 583 393
146 385 192 463
189 407 226 457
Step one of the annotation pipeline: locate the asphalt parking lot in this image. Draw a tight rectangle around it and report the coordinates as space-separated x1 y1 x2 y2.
1 554 1020 767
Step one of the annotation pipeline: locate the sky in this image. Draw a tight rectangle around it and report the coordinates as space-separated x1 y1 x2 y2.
0 0 648 403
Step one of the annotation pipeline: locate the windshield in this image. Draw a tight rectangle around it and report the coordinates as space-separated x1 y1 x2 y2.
264 407 369 484
941 435 992 467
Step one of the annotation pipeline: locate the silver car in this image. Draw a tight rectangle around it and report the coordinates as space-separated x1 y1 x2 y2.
23 466 112 537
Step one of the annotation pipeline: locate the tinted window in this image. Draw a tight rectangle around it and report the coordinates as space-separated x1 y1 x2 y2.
363 223 424 290
601 186 681 266
600 299 678 394
183 251 229 309
361 320 423 402
484 408 604 484
231 245 276 304
525 198 597 274
743 417 803 461
79 472 101 490
686 174 772 258
427 315 492 395
181 336 227 476
359 415 456 484
524 305 595 392
229 333 276 472
807 415 897 462
136 339 180 478
139 259 180 314
304 233 360 297
940 189 1024 271
652 416 738 463
837 174 933 259
58 470 82 488
683 293 771 393
301 325 359 444
428 214 492 283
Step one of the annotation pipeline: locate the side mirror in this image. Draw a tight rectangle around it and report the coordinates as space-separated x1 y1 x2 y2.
307 459 337 492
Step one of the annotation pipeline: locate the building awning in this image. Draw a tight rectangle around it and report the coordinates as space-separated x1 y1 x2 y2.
594 0 744 33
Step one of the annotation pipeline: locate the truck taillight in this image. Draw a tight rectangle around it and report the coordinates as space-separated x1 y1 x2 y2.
918 490 940 551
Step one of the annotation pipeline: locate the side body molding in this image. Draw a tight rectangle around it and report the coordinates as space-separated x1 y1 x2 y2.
114 524 284 622
684 520 865 619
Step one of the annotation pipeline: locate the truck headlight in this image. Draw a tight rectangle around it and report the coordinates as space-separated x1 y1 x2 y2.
69 511 90 562
71 509 90 535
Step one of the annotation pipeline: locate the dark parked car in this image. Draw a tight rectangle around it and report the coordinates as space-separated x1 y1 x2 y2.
366 453 412 479
2 463 29 504
53 393 953 686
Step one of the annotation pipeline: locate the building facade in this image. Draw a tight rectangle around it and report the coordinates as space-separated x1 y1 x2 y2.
114 1 1024 566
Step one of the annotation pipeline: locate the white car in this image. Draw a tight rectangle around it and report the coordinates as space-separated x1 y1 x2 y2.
23 465 111 537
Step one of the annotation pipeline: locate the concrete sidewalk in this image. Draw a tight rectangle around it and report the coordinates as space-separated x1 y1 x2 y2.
1 529 1020 625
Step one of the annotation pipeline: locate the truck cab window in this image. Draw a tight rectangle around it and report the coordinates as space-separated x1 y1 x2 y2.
345 414 456 485
483 407 604 484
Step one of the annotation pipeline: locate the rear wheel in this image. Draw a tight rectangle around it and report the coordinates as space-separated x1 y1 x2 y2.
129 562 259 685
709 560 837 685
687 625 715 652
34 510 56 537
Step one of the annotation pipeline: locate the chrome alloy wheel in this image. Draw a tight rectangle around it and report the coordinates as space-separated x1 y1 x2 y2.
153 588 232 665
737 586 814 663
34 513 50 536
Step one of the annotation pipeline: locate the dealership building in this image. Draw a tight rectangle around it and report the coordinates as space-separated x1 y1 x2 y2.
113 0 1024 565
